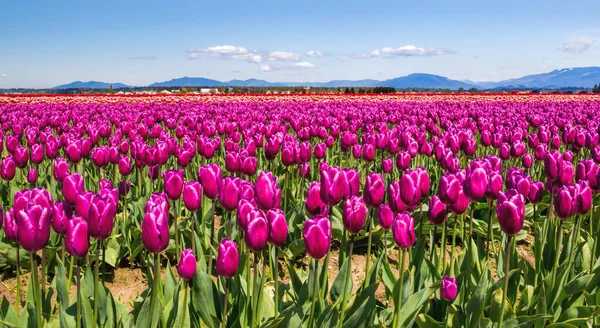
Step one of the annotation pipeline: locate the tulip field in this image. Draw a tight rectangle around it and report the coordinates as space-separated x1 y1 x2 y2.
2 94 600 328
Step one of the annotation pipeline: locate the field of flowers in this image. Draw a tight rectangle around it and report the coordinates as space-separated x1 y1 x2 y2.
1 94 600 328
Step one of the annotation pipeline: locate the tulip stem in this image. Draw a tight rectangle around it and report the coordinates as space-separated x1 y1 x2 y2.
251 252 259 328
41 249 46 295
394 248 406 328
364 209 374 287
67 255 74 299
551 220 564 288
180 283 189 328
221 280 229 328
444 303 450 328
93 240 100 328
439 219 448 273
208 201 215 275
76 261 81 328
308 259 319 328
61 238 66 265
31 253 42 328
273 247 279 317
175 199 181 262
487 199 495 257
498 235 511 328
567 215 581 279
16 246 20 314
149 253 160 328
430 225 437 261
191 211 197 257
338 234 354 328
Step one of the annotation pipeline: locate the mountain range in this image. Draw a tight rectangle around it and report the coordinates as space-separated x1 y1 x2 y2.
53 67 600 90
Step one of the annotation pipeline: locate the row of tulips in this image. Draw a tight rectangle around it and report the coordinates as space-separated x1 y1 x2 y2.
0 99 600 328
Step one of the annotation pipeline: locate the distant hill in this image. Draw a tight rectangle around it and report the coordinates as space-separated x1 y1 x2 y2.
148 77 225 87
53 81 131 89
52 67 600 90
484 67 600 89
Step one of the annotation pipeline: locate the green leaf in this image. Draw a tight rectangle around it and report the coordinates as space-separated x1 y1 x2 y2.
490 287 514 323
330 256 352 303
466 266 488 328
556 306 600 326
502 314 553 328
396 281 441 328
415 313 445 328
190 269 222 328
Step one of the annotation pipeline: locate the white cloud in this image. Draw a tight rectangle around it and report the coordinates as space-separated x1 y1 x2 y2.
294 61 316 69
371 45 454 57
187 45 263 63
306 50 330 57
0 73 7 77
259 64 271 72
268 51 301 61
556 41 592 54
130 56 157 60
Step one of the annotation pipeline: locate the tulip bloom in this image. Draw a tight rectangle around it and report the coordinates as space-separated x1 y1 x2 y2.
388 181 410 213
244 209 268 252
142 207 170 253
464 167 488 201
392 213 416 248
363 172 385 208
305 181 327 217
65 216 89 258
554 185 578 219
1 156 16 181
63 173 84 205
15 199 52 252
255 171 281 210
163 169 184 201
440 276 458 302
216 239 239 278
182 181 203 212
399 170 422 206
220 176 242 212
88 194 117 240
427 195 447 226
53 158 70 183
496 189 525 235
177 248 197 281
198 164 223 200
342 196 368 234
27 168 37 184
266 208 288 247
303 216 332 259
377 204 394 230
52 200 72 234
320 166 346 206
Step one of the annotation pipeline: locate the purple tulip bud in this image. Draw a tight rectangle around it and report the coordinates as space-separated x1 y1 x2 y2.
148 165 160 180
255 171 281 211
27 168 37 184
183 181 203 212
342 196 368 234
392 212 416 248
177 248 197 281
320 165 346 206
13 146 29 168
576 180 592 215
118 181 131 197
313 143 326 159
118 156 132 176
266 208 288 247
496 189 525 235
464 167 488 201
522 154 533 169
88 193 117 240
216 238 239 278
30 144 44 164
544 151 563 181
65 216 89 258
382 158 393 173
449 188 470 215
439 173 461 205
53 158 70 183
15 197 52 252
377 204 394 230
441 276 458 302
163 169 184 201
220 176 242 211
240 156 257 176
558 161 574 186
62 173 84 205
306 181 327 217
1 156 16 181
303 216 332 259
396 151 411 171
427 195 447 226
399 170 422 206
388 181 410 213
198 164 223 200
245 209 268 252
528 181 545 204
4 208 18 242
363 172 385 208
485 171 504 200
299 163 310 179
142 207 170 253
52 200 72 234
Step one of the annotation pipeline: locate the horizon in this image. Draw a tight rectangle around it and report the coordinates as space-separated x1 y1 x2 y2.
1 0 600 88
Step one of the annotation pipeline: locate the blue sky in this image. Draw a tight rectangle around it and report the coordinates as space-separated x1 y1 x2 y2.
1 0 600 88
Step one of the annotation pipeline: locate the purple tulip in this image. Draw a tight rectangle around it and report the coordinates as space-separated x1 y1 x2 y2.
15 196 52 252
306 181 327 217
4 208 18 242
496 189 525 235
464 167 488 201
53 158 70 183
255 171 281 211
377 204 394 230
1 156 16 181
163 169 184 201
87 193 117 240
528 181 545 205
320 165 346 206
485 171 504 200
392 212 416 248
75 191 94 221
388 181 410 213
216 238 239 278
118 181 131 197
177 248 197 281
198 164 223 200
182 181 203 212
142 207 170 253
52 200 72 234
65 216 89 258
396 151 411 171
240 156 257 176
342 196 368 234
363 172 385 208
13 146 28 168
427 195 447 226
576 180 592 215
118 157 132 176
62 173 84 205
382 158 393 173
399 170 422 206
27 168 37 184
266 208 288 247
303 216 332 259
440 276 458 302
220 176 242 211
245 209 268 252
